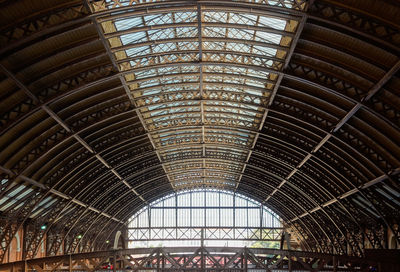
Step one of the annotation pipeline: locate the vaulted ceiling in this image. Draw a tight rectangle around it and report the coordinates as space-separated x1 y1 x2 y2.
0 0 399 261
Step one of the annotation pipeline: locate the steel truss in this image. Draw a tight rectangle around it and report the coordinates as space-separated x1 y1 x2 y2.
0 247 389 272
0 0 399 263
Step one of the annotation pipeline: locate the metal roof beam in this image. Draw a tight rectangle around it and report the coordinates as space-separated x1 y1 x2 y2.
105 22 294 39
235 10 308 191
0 63 147 205
122 61 280 74
129 81 268 95
84 0 175 191
126 72 273 85
289 167 400 222
91 1 303 21
112 37 289 53
265 58 400 203
0 165 123 223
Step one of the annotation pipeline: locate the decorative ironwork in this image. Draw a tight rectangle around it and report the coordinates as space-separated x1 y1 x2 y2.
0 247 389 272
309 0 400 51
0 3 90 56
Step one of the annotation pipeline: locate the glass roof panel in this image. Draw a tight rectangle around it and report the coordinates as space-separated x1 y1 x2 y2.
97 0 302 190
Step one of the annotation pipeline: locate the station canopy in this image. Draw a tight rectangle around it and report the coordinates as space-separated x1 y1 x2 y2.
0 0 399 259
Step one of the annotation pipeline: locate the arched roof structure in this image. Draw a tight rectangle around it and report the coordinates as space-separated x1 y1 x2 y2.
0 0 399 261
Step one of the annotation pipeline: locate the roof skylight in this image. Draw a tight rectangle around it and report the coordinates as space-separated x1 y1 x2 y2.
95 0 303 190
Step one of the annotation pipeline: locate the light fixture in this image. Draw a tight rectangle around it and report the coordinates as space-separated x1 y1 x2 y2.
106 240 110 244
77 234 82 239
40 225 47 230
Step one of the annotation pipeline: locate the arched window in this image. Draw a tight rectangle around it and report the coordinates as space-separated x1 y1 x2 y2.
127 189 283 247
